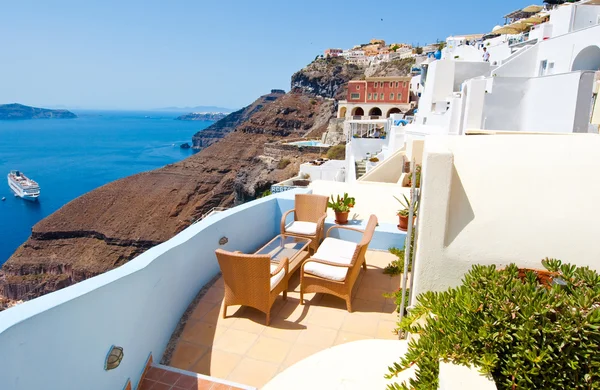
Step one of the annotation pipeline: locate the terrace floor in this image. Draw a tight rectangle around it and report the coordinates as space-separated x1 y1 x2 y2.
163 250 400 389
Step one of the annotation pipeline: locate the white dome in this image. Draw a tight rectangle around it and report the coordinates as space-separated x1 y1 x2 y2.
492 25 503 32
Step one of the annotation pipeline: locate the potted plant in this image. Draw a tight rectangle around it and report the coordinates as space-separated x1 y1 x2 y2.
406 164 421 188
394 194 418 231
327 193 355 224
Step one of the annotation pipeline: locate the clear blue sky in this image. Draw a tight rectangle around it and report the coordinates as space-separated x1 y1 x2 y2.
1 0 529 110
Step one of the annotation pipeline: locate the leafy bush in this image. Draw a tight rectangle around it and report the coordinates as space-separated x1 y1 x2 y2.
326 144 345 160
277 158 291 169
385 259 600 390
384 230 415 275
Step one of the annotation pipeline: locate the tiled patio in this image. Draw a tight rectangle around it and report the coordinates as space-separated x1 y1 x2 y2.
164 250 400 389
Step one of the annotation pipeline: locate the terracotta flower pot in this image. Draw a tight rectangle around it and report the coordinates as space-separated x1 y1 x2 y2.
335 211 349 224
397 214 416 231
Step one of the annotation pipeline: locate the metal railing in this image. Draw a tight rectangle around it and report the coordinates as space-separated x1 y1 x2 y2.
192 207 229 224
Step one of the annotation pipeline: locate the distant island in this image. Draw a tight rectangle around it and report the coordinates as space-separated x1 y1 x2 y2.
175 112 228 121
155 105 234 113
0 103 77 120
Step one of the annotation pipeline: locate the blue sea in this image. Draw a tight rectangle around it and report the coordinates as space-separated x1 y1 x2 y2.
0 111 213 265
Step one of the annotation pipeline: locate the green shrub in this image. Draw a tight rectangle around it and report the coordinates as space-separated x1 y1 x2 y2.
326 144 345 160
259 190 272 198
277 158 291 169
384 230 415 275
385 259 600 390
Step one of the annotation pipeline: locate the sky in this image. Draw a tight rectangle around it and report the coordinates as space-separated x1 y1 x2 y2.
1 0 531 110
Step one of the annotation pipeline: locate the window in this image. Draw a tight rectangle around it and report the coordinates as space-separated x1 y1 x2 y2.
374 94 378 100
351 93 360 100
539 60 548 76
390 93 394 100
395 81 399 88
397 93 403 100
403 81 407 87
380 93 384 100
374 82 378 89
368 93 372 100
381 82 384 87
356 85 360 90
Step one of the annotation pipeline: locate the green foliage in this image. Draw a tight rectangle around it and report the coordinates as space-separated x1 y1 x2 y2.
414 47 423 55
394 194 419 217
259 190 272 198
277 158 291 169
391 44 400 52
326 144 346 160
327 193 355 213
437 41 446 51
406 164 421 188
385 260 600 389
384 230 416 275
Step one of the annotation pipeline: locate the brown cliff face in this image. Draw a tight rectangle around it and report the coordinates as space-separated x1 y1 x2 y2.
0 92 334 307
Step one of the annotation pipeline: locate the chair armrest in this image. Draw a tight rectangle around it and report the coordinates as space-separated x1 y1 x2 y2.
271 257 289 276
280 209 296 233
316 213 327 239
326 225 365 237
301 257 353 272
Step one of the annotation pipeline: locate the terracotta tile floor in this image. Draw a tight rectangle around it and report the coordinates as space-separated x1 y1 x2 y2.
138 365 247 390
166 250 400 389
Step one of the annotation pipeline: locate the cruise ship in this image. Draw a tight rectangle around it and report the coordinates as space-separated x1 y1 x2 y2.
7 170 40 201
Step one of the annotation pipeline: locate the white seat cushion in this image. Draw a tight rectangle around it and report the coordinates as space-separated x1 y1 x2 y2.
304 238 358 281
270 263 286 291
285 221 317 235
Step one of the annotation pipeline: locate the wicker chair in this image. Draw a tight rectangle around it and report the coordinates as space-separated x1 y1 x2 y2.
300 215 378 312
215 249 289 325
280 194 329 253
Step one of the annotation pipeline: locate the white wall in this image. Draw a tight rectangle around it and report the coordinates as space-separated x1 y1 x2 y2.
493 45 539 77
572 5 600 32
413 134 600 298
536 24 600 74
300 160 346 182
453 62 491 91
482 71 595 133
0 196 285 390
549 5 574 37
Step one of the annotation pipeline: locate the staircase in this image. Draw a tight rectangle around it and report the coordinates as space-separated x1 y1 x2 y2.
355 161 366 179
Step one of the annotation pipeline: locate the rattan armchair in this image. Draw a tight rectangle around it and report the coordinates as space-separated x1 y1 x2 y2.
280 194 329 253
300 215 378 312
215 249 289 325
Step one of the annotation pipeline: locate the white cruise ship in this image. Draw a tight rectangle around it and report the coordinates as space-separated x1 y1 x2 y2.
7 170 40 201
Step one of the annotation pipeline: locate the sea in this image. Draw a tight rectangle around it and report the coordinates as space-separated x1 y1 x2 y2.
0 110 213 265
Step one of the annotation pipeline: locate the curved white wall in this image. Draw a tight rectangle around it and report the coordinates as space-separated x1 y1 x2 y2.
413 135 600 298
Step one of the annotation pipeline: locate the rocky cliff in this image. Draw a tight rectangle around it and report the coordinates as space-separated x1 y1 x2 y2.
191 91 285 149
0 54 412 309
175 112 228 121
0 103 77 120
0 92 333 306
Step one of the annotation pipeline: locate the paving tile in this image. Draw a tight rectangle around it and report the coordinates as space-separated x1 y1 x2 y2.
170 342 209 371
355 286 390 303
174 374 207 389
189 300 218 320
246 336 293 363
227 357 279 389
203 286 225 304
191 349 242 379
275 300 310 323
305 305 348 329
377 320 399 340
138 379 155 390
295 324 338 348
214 328 259 355
281 343 322 369
182 320 226 346
200 305 223 325
210 384 231 390
260 318 305 342
157 369 181 385
144 367 165 382
341 314 380 337
334 331 375 345
149 381 171 390
317 294 349 311
351 297 385 314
